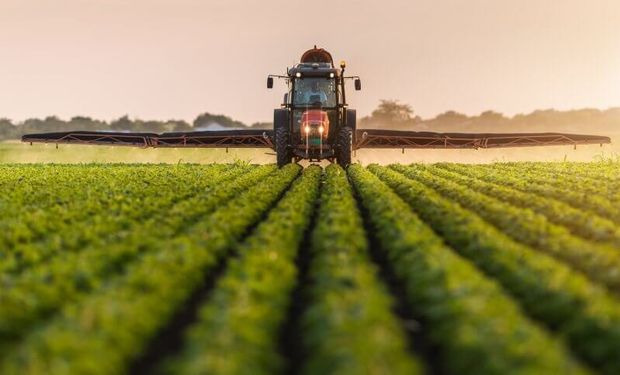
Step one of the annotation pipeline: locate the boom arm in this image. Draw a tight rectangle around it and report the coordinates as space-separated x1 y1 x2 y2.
22 128 610 151
22 130 274 149
353 129 611 150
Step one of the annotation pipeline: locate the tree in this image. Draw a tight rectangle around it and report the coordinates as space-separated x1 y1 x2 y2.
360 100 417 128
0 118 17 138
193 112 247 129
110 115 135 131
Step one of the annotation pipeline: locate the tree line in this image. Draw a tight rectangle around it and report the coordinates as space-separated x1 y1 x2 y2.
1 101 618 140
0 113 271 140
360 100 620 135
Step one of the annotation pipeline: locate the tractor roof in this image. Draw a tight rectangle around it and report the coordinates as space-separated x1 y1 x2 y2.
300 47 334 66
288 46 340 77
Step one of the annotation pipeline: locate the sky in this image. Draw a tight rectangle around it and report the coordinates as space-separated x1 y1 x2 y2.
0 0 619 124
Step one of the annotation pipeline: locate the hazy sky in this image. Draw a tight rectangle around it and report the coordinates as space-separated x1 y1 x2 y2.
1 0 619 124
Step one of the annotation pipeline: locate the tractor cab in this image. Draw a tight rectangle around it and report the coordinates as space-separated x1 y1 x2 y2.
267 47 361 166
289 68 338 158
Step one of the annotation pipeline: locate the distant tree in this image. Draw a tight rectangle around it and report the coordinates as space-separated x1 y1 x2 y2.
0 118 17 139
68 116 109 131
372 100 414 122
193 112 247 129
424 110 470 132
110 115 135 131
360 100 418 128
433 110 468 123
70 116 94 123
478 110 506 121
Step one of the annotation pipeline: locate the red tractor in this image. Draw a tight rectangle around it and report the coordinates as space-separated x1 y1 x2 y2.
268 46 361 167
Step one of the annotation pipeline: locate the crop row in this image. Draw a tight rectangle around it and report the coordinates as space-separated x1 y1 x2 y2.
468 164 620 222
434 163 620 247
0 164 301 374
0 165 227 247
350 165 588 374
159 165 321 375
301 165 421 375
0 164 251 274
372 164 620 374
391 164 620 294
0 164 276 351
487 163 620 205
486 162 620 186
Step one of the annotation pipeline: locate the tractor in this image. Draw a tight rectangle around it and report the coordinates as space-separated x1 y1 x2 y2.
267 47 361 167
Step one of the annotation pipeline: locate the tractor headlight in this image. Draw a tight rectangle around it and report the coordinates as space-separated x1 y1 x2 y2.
329 73 334 78
296 72 301 78
318 126 324 133
304 126 310 133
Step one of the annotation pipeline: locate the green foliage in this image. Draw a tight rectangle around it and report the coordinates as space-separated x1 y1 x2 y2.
0 164 300 374
368 164 620 374
392 164 620 294
0 164 274 348
435 163 620 246
1 162 620 374
467 163 620 223
301 164 422 375
350 164 589 375
161 166 320 375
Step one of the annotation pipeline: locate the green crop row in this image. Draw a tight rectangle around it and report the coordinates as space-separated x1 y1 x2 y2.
0 165 227 248
160 165 320 375
350 165 589 375
371 164 620 374
301 165 422 375
0 164 276 350
0 165 225 250
0 164 301 375
485 163 620 205
392 164 620 294
0 164 251 274
473 164 620 222
487 162 620 188
435 163 620 247
0 166 144 247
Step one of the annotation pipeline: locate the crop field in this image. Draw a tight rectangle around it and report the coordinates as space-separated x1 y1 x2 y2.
1 162 620 374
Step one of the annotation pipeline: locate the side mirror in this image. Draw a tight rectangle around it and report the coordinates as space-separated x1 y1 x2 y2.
282 93 288 106
354 78 362 91
267 77 273 89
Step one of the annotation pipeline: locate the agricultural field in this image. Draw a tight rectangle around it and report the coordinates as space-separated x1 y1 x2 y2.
1 161 620 374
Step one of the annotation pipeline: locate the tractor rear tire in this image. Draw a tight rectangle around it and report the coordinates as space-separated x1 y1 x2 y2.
337 126 352 168
275 126 291 167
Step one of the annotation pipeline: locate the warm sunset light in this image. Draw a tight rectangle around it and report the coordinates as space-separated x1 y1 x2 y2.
0 0 618 123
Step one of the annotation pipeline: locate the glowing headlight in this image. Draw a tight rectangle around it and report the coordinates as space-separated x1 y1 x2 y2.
318 126 324 133
329 73 334 78
304 126 310 133
296 72 301 78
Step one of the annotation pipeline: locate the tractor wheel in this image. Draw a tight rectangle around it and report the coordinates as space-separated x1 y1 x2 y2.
275 126 291 167
337 126 352 168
